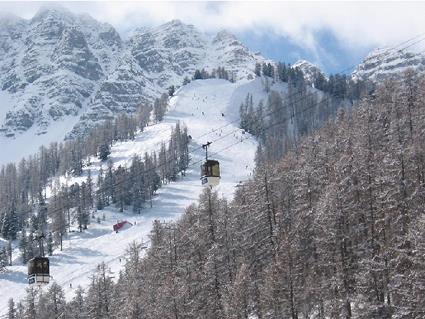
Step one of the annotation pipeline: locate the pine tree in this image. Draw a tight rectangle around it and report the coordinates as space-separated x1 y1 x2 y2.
76 206 89 232
255 63 262 77
1 206 19 240
44 282 66 319
37 192 48 233
47 232 53 256
15 302 25 319
104 160 115 205
8 298 16 319
49 193 67 251
114 166 129 212
86 262 114 319
98 143 111 162
24 287 37 319
225 263 251 319
70 142 83 176
86 170 94 209
153 94 168 122
193 69 203 80
96 167 105 210
136 102 152 130
0 247 7 272
26 231 36 261
6 240 12 266
19 231 29 264
68 286 86 319
118 242 145 318
130 156 145 214
168 85 175 96
182 76 191 85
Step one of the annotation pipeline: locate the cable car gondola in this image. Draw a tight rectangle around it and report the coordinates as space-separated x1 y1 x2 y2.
201 142 220 187
201 159 220 187
28 256 50 285
27 231 50 285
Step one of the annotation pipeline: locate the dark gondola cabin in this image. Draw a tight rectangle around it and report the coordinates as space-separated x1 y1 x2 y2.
201 160 220 187
28 257 50 285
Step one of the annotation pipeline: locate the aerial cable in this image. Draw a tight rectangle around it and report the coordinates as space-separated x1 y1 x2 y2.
188 34 425 154
190 33 425 144
26 31 425 237
61 32 425 195
10 25 425 317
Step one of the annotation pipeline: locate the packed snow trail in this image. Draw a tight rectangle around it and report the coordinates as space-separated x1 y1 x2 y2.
0 79 262 315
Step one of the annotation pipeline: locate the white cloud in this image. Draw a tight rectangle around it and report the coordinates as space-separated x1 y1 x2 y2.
1 1 425 52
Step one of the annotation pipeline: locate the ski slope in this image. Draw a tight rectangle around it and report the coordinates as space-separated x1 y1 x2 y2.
0 78 265 315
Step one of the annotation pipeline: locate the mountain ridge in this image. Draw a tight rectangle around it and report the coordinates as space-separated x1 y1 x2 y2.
1 7 424 156
0 9 267 141
352 47 425 82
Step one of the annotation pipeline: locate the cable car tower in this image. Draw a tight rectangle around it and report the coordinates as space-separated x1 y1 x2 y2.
201 142 220 187
28 231 50 285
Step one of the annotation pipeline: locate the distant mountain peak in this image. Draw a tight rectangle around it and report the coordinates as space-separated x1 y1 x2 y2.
0 13 267 139
352 47 425 82
293 59 318 68
157 19 196 32
32 4 74 21
292 59 325 84
168 19 184 26
213 30 238 43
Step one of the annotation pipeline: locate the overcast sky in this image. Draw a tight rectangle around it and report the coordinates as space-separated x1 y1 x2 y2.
1 1 425 73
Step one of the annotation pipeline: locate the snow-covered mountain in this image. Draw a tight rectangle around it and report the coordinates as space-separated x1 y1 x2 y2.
352 47 425 82
0 7 122 137
2 6 423 146
292 59 326 85
3 6 425 317
294 47 425 85
0 7 267 143
73 23 269 137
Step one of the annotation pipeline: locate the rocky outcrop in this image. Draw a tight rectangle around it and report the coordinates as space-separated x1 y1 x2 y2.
292 59 326 85
0 9 267 138
352 47 425 82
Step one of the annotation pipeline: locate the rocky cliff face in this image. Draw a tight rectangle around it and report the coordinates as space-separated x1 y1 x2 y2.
130 20 207 87
1 7 424 141
207 30 264 80
293 47 425 86
0 8 266 139
352 47 425 82
0 7 123 136
292 59 326 85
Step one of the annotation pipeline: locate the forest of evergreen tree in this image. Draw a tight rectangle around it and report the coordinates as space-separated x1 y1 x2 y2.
240 61 372 164
0 97 190 270
8 70 425 319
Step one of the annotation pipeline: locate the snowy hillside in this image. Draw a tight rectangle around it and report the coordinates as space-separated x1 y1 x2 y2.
0 7 268 144
0 78 280 315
